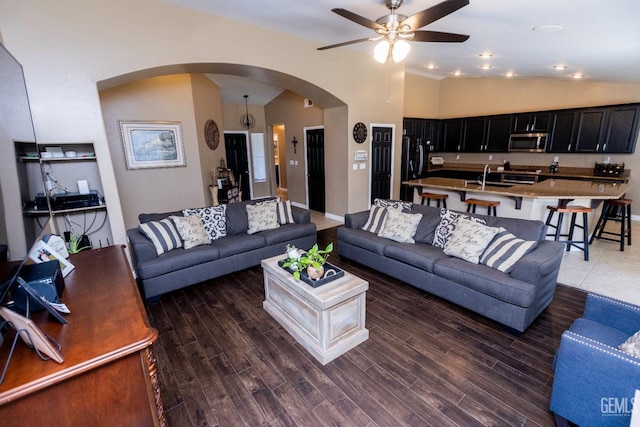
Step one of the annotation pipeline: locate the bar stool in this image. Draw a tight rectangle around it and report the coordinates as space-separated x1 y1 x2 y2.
590 198 632 251
545 205 593 261
465 198 500 216
419 192 448 208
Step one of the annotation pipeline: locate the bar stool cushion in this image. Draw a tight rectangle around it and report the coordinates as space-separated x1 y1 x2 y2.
480 228 539 273
444 218 500 264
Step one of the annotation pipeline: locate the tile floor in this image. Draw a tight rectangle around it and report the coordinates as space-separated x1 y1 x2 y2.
309 210 639 305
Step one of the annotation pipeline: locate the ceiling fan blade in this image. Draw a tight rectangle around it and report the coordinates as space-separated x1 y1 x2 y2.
401 0 469 31
317 37 376 51
412 30 469 43
331 8 385 31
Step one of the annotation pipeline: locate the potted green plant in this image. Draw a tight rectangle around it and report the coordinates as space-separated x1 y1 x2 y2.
68 233 91 254
282 243 333 280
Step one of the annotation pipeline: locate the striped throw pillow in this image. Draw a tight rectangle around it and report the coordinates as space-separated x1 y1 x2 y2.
138 218 183 255
362 205 388 234
276 200 295 224
480 228 538 273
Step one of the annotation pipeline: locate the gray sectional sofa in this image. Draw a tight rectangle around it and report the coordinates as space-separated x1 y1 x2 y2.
337 202 566 332
127 197 316 299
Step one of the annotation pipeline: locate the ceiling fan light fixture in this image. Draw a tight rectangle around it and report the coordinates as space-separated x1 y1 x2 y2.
480 64 492 70
373 39 391 63
505 71 515 77
478 52 493 59
392 39 411 62
553 65 568 70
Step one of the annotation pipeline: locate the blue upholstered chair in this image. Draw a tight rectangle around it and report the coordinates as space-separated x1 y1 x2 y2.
550 293 640 426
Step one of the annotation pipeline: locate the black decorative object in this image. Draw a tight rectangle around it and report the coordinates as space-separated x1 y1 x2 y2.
278 260 345 288
240 95 255 129
353 122 367 143
292 136 298 153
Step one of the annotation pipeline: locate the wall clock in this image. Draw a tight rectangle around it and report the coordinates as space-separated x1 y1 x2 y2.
353 122 367 144
204 119 220 150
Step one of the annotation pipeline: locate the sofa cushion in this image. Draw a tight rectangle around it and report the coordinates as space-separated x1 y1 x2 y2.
135 244 221 279
384 242 449 273
183 205 227 241
377 209 423 243
170 215 210 249
139 210 182 223
261 222 317 246
619 330 640 358
569 318 631 349
362 206 389 234
480 228 538 273
211 233 266 258
338 227 389 255
374 198 412 211
138 218 183 255
443 218 500 264
433 257 537 307
246 200 280 234
432 209 487 249
482 215 546 242
408 204 442 244
276 200 295 224
225 197 278 235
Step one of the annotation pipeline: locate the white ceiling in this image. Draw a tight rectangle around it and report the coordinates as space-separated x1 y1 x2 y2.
165 0 640 104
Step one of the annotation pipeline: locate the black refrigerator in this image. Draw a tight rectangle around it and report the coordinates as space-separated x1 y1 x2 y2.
400 136 430 202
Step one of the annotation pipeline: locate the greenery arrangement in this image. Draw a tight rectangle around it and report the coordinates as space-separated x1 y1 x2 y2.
68 233 91 254
282 243 333 280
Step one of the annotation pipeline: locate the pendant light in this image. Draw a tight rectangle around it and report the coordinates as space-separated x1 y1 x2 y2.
240 95 255 129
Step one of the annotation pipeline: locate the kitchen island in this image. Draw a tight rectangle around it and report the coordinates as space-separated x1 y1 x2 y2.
403 177 630 225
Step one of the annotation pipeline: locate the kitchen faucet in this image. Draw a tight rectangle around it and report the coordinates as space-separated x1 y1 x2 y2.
482 164 491 190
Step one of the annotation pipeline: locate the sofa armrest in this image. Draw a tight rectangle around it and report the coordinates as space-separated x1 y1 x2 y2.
126 228 158 266
583 294 640 336
291 206 310 224
344 211 370 229
509 240 565 284
550 331 640 426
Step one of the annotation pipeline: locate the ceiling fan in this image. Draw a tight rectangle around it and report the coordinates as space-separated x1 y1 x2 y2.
318 0 470 63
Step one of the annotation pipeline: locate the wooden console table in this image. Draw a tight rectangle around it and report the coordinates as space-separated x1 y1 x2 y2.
0 246 163 426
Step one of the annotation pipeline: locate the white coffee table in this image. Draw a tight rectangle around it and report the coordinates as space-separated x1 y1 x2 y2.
261 254 369 365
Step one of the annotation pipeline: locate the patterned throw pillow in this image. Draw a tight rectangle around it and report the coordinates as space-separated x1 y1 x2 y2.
374 198 412 211
443 218 500 264
276 200 295 224
619 330 640 358
170 215 211 249
246 200 280 234
362 205 388 234
480 228 538 273
377 209 423 243
183 205 227 241
432 208 486 249
138 218 183 255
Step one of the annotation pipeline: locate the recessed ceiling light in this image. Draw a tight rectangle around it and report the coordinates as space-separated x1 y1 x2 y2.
572 73 584 79
426 63 436 70
478 53 493 59
553 65 568 70
533 25 565 33
480 64 492 70
453 70 462 76
505 71 515 77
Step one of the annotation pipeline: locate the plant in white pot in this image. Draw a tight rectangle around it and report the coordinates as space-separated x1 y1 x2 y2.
282 243 333 280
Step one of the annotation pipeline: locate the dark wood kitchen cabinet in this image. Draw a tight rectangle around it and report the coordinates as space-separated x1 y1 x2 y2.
485 115 513 151
547 110 577 152
440 119 464 152
512 112 550 133
602 105 640 153
573 108 608 152
462 117 487 151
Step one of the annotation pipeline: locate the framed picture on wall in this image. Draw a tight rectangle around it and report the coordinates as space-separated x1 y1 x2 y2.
119 120 186 169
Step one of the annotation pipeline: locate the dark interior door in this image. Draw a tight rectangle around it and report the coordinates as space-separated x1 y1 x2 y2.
371 126 393 204
306 128 325 212
224 133 251 200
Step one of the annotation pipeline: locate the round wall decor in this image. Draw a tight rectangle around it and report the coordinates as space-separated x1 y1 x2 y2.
204 119 220 150
353 122 367 144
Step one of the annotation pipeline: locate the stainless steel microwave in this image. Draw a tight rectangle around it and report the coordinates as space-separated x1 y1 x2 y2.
508 133 548 152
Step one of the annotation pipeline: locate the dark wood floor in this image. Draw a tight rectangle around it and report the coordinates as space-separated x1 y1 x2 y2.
146 227 586 427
